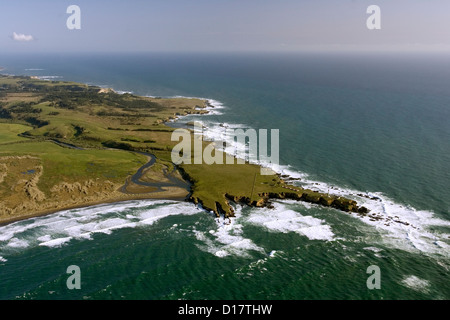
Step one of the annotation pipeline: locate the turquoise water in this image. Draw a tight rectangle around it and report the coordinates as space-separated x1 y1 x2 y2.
0 52 449 299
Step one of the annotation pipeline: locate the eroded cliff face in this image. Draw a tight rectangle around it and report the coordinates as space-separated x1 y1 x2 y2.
0 156 123 221
226 191 367 214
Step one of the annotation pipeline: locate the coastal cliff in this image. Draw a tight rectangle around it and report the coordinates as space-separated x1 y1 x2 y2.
189 189 369 218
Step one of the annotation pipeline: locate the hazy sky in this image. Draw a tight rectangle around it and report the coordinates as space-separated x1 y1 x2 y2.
1 0 450 53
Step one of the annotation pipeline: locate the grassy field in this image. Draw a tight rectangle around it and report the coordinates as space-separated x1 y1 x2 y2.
0 139 146 194
180 158 287 215
0 123 33 144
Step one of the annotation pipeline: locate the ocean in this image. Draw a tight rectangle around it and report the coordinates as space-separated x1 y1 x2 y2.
0 52 449 300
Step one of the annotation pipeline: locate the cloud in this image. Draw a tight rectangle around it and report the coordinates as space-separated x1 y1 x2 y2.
12 32 34 42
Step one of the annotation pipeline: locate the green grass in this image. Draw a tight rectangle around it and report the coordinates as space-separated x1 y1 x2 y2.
0 140 147 196
0 77 21 85
178 145 289 216
0 123 33 144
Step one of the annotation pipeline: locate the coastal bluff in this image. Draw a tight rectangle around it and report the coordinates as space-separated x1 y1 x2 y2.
189 187 369 218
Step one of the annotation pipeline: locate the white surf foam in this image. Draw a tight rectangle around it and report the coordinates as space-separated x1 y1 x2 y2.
166 97 226 122
0 200 203 254
116 90 134 95
245 201 335 241
7 238 29 249
268 250 278 257
36 76 63 80
401 275 431 293
292 184 450 256
37 235 52 242
39 237 72 248
137 201 202 225
363 246 383 253
188 115 310 181
193 207 265 258
338 192 450 256
203 99 226 115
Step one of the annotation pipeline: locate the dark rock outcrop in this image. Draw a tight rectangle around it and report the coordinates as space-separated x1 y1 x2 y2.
222 188 370 218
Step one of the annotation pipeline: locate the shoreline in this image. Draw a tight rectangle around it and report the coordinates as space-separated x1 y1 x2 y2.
0 74 368 227
0 188 189 227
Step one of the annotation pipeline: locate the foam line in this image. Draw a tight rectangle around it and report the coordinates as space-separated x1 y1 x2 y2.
245 202 335 241
193 207 265 258
0 200 201 253
401 275 431 293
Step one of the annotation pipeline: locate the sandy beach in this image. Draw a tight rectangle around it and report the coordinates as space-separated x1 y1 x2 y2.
0 183 190 226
